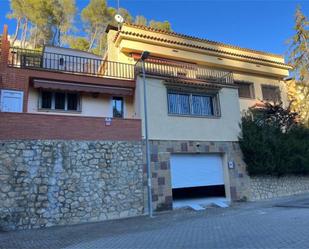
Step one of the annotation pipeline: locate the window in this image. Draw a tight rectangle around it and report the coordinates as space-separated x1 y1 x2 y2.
40 91 80 112
235 81 254 99
112 97 124 118
261 85 281 102
167 91 219 117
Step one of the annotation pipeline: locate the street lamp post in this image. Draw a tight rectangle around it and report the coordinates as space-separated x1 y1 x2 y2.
140 51 153 218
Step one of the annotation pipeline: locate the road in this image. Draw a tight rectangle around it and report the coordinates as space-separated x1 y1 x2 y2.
1 195 309 249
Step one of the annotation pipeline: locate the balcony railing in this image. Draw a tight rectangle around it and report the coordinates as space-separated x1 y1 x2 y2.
8 47 135 80
135 59 234 84
8 47 234 84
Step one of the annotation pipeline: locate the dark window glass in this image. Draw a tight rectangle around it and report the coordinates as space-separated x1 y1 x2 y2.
262 85 281 102
41 91 52 109
67 93 78 111
192 95 214 116
55 92 65 110
59 57 64 66
236 82 254 98
168 93 190 115
168 92 217 117
113 97 124 118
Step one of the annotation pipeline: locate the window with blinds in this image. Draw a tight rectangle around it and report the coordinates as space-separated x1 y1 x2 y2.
167 92 219 117
261 85 281 102
235 81 254 99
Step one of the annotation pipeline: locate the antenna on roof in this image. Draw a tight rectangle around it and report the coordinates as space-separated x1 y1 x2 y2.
115 0 124 31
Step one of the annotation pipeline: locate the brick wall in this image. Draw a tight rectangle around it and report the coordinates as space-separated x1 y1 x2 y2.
0 27 135 112
0 112 141 140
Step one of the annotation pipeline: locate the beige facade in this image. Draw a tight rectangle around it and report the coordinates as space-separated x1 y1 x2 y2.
28 87 136 118
107 23 291 114
105 23 291 140
135 77 241 141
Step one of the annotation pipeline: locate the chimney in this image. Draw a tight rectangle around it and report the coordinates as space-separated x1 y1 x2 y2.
2 25 8 41
1 24 10 70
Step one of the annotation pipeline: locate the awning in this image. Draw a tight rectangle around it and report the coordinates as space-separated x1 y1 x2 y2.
32 79 133 96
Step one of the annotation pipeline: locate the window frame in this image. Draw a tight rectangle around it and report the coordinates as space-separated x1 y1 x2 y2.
235 81 255 99
112 96 124 118
261 84 281 102
167 90 221 118
38 90 81 113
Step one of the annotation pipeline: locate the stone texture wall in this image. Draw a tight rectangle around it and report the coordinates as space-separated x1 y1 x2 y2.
248 176 309 201
144 140 248 211
0 140 144 231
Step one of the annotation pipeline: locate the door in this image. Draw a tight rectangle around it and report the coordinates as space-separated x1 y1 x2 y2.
0 90 24 112
170 154 224 189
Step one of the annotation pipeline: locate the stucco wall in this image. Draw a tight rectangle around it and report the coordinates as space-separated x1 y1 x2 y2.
28 88 136 119
235 73 289 113
135 76 241 141
0 140 144 231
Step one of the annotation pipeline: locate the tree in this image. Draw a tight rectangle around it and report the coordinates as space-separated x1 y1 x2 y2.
287 6 309 126
135 15 147 26
67 36 90 51
81 0 112 51
7 0 76 48
49 0 76 46
7 0 30 47
239 103 309 176
149 20 172 31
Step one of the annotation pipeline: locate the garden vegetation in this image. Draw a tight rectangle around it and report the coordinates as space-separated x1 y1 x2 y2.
239 103 309 176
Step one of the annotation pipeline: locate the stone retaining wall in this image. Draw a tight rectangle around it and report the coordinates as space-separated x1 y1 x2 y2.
0 140 144 231
248 176 309 201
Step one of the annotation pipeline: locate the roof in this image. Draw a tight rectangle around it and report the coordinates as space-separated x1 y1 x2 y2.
122 23 284 59
111 23 291 69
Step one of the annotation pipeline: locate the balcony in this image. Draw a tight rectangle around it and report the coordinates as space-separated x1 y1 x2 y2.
7 47 234 84
8 47 135 80
135 58 234 85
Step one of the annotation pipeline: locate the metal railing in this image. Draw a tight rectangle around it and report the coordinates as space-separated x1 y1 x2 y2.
8 47 135 80
135 58 234 84
8 47 234 84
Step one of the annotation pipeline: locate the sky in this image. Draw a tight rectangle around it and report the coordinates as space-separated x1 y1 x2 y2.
0 0 308 57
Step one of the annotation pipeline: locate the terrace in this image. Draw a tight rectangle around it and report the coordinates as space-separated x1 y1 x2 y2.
8 47 135 80
8 47 234 85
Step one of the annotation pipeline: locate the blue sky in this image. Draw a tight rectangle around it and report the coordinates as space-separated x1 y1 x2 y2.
0 0 308 56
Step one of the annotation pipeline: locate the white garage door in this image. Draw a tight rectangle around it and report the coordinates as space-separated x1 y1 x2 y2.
171 154 224 189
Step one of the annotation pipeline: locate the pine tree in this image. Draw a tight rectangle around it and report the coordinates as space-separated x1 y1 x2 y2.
288 6 309 126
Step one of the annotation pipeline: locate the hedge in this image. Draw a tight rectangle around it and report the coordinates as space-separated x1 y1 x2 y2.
239 103 309 176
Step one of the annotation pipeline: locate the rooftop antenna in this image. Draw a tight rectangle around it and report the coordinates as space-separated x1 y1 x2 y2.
115 0 124 31
114 0 124 60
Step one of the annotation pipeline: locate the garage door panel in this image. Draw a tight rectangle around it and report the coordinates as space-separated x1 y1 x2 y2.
171 154 224 189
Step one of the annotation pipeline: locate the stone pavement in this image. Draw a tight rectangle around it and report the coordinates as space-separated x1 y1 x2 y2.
1 194 309 249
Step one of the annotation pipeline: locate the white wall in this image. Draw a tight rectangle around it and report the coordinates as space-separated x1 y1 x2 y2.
28 88 135 119
136 77 241 141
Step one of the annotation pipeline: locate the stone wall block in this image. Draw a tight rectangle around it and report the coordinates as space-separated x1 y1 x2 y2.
0 140 144 231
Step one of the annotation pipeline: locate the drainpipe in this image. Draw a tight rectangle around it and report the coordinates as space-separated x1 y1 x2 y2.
140 51 153 218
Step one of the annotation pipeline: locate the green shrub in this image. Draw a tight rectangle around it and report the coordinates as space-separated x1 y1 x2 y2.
239 103 309 176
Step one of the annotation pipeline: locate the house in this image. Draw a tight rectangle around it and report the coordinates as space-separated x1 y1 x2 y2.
105 23 291 210
0 25 143 230
0 23 299 230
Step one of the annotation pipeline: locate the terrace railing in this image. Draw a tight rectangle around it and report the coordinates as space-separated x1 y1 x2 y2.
135 58 234 84
8 47 135 80
8 47 234 84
